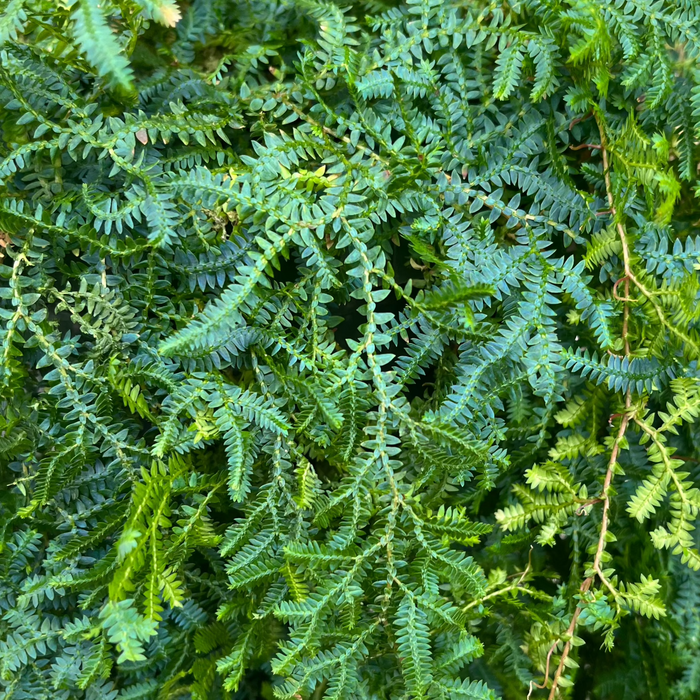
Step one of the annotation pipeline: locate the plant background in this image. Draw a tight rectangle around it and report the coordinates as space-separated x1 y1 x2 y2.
1 0 700 699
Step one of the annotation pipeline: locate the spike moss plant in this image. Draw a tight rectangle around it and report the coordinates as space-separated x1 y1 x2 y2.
2 0 700 698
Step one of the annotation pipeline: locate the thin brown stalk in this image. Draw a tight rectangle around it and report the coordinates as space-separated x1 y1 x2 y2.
542 112 635 699
570 143 601 151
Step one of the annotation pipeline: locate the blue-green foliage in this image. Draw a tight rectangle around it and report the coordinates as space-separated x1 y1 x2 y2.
1 0 700 698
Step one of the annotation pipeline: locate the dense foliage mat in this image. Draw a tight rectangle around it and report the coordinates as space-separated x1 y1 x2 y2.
3 0 700 698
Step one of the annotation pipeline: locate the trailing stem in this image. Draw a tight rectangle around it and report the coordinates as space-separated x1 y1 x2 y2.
536 111 638 700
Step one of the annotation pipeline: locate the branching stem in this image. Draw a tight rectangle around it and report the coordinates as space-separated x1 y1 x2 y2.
540 111 638 700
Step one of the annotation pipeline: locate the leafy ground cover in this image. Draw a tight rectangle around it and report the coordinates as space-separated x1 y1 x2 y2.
2 0 700 698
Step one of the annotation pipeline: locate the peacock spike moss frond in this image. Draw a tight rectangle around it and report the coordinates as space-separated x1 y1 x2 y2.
2 0 700 698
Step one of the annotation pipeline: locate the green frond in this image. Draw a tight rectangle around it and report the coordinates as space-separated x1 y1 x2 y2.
395 595 433 700
71 0 133 90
